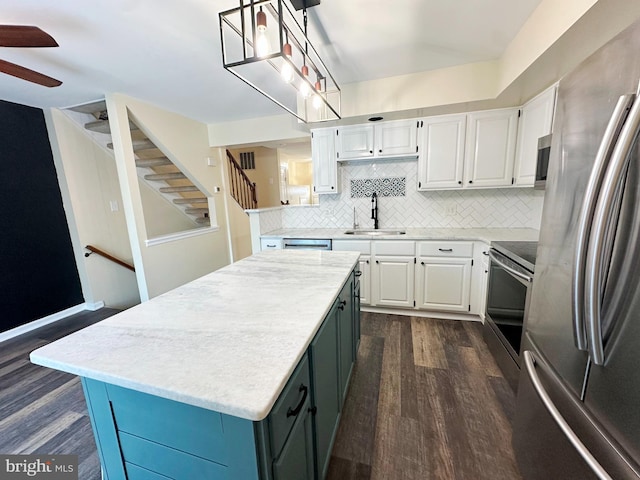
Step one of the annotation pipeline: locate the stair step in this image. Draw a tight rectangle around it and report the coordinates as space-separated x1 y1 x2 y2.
195 217 211 225
185 207 209 215
135 157 172 168
107 139 156 151
144 172 186 181
173 197 208 205
160 185 199 193
69 100 107 115
85 120 139 134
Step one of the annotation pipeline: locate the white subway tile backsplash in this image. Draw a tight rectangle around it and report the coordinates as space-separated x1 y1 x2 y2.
279 160 544 230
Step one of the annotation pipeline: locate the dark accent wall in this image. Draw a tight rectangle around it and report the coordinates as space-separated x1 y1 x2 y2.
0 100 84 332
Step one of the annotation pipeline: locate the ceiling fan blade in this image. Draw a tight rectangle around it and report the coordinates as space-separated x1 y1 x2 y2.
0 59 62 87
0 25 58 47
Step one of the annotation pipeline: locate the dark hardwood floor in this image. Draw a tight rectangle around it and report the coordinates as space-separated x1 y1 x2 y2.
326 313 521 480
0 308 119 480
0 310 520 480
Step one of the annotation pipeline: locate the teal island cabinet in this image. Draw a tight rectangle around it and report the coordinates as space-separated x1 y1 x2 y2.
30 250 361 480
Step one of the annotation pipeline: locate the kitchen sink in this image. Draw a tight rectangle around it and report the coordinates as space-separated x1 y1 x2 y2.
344 229 406 236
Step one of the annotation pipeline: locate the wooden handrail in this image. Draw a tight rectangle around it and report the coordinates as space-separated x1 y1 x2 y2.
85 245 135 272
226 150 258 210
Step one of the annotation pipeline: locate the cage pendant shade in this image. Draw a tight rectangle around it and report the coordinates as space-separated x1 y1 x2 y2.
219 0 341 122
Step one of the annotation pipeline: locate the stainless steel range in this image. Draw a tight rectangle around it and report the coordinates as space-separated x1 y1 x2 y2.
483 240 537 390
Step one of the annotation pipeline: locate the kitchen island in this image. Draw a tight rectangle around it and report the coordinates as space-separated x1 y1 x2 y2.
30 250 361 480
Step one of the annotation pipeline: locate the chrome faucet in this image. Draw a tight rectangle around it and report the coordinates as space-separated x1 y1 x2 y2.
371 192 379 229
353 207 359 230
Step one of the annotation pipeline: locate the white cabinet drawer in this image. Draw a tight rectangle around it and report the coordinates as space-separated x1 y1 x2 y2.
418 241 473 257
261 238 283 250
332 240 371 254
373 241 415 256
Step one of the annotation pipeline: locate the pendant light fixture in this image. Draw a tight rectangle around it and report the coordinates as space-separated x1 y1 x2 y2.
219 0 341 122
280 31 294 83
255 7 270 57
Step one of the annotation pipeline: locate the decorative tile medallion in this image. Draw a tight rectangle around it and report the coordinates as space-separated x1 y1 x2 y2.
351 177 406 198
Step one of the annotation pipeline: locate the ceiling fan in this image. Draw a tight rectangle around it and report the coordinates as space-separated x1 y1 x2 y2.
0 25 62 87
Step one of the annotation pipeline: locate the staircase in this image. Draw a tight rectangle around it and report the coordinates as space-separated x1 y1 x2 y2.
226 150 258 210
67 100 211 226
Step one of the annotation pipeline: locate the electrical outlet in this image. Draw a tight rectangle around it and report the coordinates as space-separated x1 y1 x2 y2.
445 204 457 216
109 200 119 212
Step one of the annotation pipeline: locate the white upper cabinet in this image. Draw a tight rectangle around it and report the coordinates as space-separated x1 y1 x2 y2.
417 114 466 190
336 120 418 161
336 125 374 160
463 108 519 188
311 127 340 195
514 85 557 186
374 119 419 157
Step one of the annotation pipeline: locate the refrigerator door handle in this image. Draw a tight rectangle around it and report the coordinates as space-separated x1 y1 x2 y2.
572 94 635 351
523 351 613 480
585 96 640 365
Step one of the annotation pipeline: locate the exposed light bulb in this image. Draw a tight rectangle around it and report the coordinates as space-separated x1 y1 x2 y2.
281 42 294 83
300 81 311 98
281 63 294 83
313 94 322 110
256 33 270 57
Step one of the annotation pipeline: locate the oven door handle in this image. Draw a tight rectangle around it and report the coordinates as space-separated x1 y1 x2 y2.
489 251 533 283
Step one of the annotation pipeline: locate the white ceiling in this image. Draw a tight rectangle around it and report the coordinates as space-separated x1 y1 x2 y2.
0 0 541 123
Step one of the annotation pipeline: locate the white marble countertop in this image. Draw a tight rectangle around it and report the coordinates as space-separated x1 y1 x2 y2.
260 227 539 244
30 250 360 421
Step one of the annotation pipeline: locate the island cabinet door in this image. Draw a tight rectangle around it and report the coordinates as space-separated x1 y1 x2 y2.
309 301 341 480
272 403 315 480
338 275 355 405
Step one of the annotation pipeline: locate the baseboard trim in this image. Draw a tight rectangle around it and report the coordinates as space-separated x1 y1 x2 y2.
361 305 482 322
0 302 103 343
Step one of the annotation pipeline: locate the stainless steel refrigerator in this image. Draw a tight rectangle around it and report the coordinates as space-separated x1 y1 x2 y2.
513 17 640 480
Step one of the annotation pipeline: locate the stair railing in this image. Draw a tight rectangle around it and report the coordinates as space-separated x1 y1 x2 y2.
85 245 135 272
227 150 258 210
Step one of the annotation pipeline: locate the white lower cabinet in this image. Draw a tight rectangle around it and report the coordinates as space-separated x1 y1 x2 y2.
332 240 372 306
416 257 471 312
334 238 482 315
358 256 371 305
373 255 415 308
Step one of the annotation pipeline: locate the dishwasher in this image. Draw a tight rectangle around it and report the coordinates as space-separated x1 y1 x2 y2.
283 238 332 250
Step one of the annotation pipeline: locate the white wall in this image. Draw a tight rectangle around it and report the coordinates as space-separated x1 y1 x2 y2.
107 93 231 300
46 109 140 309
138 180 196 238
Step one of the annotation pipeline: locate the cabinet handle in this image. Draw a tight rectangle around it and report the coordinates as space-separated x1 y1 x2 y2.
338 299 347 310
366 259 370 264
286 384 308 418
379 149 382 153
375 260 379 264
421 261 425 265
331 186 334 190
482 251 489 256
266 244 276 248
369 150 373 154
438 248 453 252
355 270 363 277
458 180 462 185
468 180 473 184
